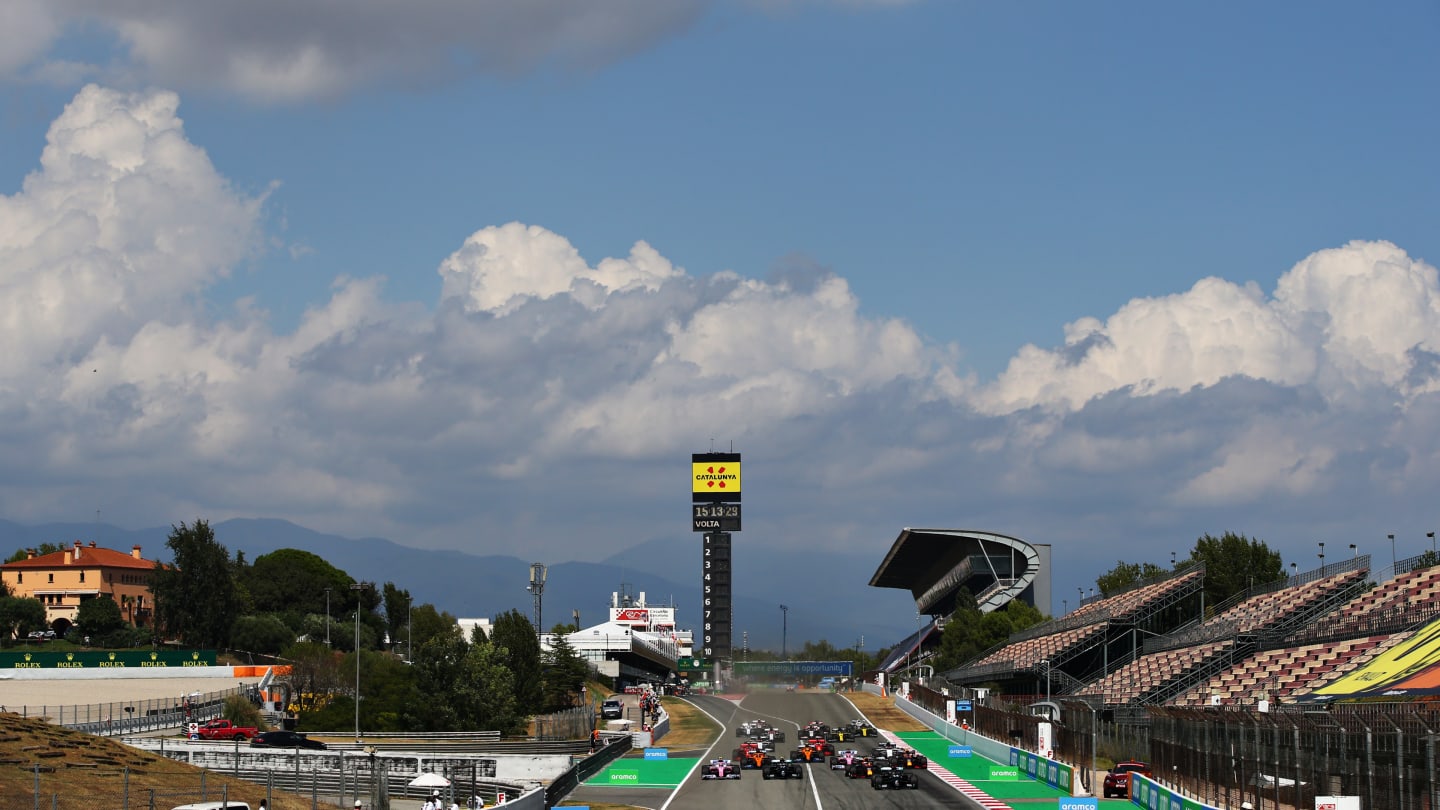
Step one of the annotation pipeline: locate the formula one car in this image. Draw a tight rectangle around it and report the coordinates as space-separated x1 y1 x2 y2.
790 742 828 763
736 720 769 737
802 737 834 756
871 766 920 790
845 758 878 779
735 745 771 770
842 720 877 737
762 758 804 780
800 721 830 739
701 759 742 780
751 727 786 743
890 749 928 770
829 749 863 771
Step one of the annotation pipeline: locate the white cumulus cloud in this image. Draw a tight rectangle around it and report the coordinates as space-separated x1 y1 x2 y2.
0 84 262 378
979 242 1440 415
4 83 1440 579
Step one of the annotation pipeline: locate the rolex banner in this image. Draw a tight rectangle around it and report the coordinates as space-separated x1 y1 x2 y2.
2 650 218 668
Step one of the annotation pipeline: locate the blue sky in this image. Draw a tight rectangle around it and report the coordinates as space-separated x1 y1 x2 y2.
1 1 1439 629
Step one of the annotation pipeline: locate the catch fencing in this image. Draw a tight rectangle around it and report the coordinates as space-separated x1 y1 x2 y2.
902 679 1440 807
4 685 252 735
531 706 595 741
1146 704 1440 810
0 758 532 810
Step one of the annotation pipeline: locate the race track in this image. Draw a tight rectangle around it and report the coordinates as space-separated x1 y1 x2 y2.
565 690 985 810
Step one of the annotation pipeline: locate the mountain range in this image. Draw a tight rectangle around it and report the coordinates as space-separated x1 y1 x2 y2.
0 517 920 653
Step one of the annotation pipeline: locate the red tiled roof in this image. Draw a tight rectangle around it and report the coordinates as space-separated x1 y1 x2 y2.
1 544 155 571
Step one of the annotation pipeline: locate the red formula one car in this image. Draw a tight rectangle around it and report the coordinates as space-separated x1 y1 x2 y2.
735 743 772 770
893 749 928 770
702 759 742 780
790 742 828 763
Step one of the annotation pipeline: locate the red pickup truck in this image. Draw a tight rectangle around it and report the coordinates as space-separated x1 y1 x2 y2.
197 719 259 741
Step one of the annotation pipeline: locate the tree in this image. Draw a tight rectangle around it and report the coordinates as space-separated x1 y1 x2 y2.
408 631 471 730
231 615 297 656
541 634 589 712
457 640 520 733
0 597 46 641
382 582 412 654
5 543 62 563
241 549 353 618
490 609 543 713
933 591 1044 672
409 603 461 651
281 641 346 710
76 595 124 638
1095 561 1169 596
150 520 242 646
1187 532 1284 609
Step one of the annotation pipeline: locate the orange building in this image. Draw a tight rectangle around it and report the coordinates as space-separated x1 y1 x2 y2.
0 541 157 635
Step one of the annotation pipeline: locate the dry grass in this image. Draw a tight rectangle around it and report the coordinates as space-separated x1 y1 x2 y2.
0 713 314 810
841 691 930 732
656 697 720 748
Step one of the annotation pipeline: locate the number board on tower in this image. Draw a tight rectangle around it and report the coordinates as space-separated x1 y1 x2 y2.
702 531 732 658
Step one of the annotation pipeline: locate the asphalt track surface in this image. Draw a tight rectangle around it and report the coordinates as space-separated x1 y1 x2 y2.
566 691 985 810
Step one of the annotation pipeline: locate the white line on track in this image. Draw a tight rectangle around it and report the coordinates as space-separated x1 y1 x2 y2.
806 758 825 808
661 695 826 810
658 696 745 810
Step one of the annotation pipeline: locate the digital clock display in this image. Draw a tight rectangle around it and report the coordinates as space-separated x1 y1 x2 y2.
692 503 742 532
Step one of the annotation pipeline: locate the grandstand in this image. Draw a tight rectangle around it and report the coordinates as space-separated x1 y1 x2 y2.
874 542 1440 810
943 565 1205 696
1172 633 1413 706
936 553 1440 711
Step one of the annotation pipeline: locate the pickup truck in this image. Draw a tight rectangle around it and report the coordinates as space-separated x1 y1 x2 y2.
196 719 259 741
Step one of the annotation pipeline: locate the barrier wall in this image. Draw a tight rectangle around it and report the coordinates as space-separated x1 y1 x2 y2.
892 691 1078 796
1009 747 1075 795
891 692 1013 763
0 665 251 680
1130 774 1219 810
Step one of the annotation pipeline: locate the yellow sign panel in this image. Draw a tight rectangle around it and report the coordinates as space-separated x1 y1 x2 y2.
1314 617 1440 696
692 461 741 495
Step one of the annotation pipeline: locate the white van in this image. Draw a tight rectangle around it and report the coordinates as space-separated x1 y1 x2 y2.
173 802 251 810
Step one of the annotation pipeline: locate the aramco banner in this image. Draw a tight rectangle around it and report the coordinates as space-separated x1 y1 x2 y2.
2 649 218 669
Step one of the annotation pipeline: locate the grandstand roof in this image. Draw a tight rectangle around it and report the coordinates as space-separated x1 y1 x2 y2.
869 528 1051 617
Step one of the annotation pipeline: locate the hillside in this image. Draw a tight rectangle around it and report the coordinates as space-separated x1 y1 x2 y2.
0 713 305 810
0 517 919 650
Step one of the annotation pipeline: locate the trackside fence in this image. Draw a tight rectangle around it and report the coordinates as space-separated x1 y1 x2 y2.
6 685 252 735
885 680 1440 808
542 734 632 807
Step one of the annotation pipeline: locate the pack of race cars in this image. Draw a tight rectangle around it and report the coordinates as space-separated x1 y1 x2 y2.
711 719 926 790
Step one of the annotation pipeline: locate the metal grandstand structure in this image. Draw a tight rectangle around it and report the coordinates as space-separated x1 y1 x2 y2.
943 565 1207 697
